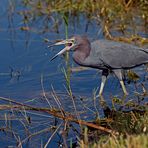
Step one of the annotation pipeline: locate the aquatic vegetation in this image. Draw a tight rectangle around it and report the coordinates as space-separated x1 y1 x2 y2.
0 94 147 147
79 133 148 148
17 0 148 43
0 0 147 147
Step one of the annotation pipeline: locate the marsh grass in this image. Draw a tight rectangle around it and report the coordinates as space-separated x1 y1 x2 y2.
62 12 73 96
79 134 148 148
1 0 147 147
18 0 148 43
79 100 148 147
0 90 147 147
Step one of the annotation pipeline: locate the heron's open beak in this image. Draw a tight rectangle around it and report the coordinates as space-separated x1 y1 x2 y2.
50 46 71 61
48 40 68 48
49 39 74 61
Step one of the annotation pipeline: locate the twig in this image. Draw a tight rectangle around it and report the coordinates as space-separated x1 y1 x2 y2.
44 123 62 148
41 74 52 108
0 102 116 135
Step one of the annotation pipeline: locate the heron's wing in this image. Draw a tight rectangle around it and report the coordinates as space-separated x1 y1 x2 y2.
83 45 105 69
91 40 148 69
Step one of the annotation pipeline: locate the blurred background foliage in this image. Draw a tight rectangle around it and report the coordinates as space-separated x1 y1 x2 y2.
19 0 147 38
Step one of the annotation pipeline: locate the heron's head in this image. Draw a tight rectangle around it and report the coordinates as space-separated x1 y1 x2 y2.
49 35 89 61
49 36 79 61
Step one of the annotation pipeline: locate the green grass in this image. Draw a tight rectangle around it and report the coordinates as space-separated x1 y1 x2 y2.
79 108 148 148
3 0 148 147
18 0 148 43
80 134 148 148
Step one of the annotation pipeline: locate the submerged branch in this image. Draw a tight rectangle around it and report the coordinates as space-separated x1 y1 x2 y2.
0 97 116 135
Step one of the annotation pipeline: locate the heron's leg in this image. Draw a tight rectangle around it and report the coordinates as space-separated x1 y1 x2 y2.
113 69 128 95
99 75 107 96
99 70 109 96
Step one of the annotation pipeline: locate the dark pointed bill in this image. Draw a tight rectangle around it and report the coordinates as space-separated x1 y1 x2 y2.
49 38 75 61
50 46 70 61
48 40 68 48
50 54 59 61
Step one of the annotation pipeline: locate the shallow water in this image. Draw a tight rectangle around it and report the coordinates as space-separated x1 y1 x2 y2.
0 0 147 147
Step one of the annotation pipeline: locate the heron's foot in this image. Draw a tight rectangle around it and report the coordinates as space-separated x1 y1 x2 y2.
97 95 108 109
96 94 105 102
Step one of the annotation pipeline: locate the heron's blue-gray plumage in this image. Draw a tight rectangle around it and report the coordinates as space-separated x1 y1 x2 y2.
51 35 148 95
74 39 148 70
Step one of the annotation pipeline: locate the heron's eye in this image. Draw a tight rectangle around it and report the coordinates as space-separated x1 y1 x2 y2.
72 39 77 46
70 39 75 43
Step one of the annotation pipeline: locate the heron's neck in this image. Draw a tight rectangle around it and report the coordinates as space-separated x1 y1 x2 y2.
73 44 91 65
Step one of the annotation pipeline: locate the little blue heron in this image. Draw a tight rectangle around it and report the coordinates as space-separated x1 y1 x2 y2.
49 35 148 96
